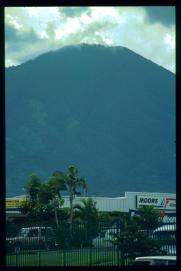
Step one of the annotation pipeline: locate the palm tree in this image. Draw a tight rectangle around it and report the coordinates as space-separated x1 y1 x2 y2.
65 165 88 227
24 173 42 203
74 198 99 223
24 172 66 228
48 171 67 228
74 198 99 245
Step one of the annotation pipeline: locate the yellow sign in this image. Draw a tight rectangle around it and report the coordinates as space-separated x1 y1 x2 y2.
6 199 26 208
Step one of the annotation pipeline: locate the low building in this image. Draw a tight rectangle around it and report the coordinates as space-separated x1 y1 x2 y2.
6 191 176 223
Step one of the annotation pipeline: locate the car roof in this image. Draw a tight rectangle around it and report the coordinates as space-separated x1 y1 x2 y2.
153 224 176 233
135 256 176 261
21 227 52 229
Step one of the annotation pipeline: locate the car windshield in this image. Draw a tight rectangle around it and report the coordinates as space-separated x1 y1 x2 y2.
41 228 53 236
18 228 39 237
18 228 29 237
27 229 38 237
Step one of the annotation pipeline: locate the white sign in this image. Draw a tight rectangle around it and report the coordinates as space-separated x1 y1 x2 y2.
137 196 176 210
160 215 176 223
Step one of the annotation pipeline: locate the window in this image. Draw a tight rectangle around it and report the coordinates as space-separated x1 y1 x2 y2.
41 228 54 237
19 228 29 237
46 229 53 237
28 229 38 237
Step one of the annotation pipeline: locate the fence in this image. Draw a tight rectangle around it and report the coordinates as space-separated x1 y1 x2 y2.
6 221 176 266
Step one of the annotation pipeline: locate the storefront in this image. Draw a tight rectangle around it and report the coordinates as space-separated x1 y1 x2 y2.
129 193 176 223
6 197 27 221
6 192 176 222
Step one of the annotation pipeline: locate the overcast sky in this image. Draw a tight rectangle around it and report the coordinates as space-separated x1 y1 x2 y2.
5 6 175 72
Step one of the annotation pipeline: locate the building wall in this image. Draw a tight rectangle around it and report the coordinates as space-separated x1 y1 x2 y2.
62 196 127 212
6 192 176 216
59 191 176 212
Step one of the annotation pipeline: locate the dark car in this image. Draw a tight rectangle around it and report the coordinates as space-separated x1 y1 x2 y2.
6 226 56 253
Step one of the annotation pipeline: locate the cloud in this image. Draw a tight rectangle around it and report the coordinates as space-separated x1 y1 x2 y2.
53 18 117 48
5 23 41 44
59 7 91 18
5 22 51 66
6 38 52 67
5 7 175 73
5 24 18 41
144 6 175 26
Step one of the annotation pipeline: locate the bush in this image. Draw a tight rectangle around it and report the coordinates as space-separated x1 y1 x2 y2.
6 221 20 237
55 225 70 248
112 213 165 259
70 225 88 248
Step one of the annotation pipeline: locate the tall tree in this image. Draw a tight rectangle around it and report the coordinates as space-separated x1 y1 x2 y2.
48 171 67 228
74 198 99 224
74 198 99 244
64 165 88 227
23 172 65 228
24 173 42 203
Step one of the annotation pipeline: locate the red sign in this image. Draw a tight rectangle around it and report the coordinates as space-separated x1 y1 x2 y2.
160 210 165 217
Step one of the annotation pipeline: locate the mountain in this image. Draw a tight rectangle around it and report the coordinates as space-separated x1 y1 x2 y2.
5 44 176 197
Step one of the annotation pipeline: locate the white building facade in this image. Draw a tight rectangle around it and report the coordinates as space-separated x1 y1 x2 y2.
62 191 176 212
6 191 176 223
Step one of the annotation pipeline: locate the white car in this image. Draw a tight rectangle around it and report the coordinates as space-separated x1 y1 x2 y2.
152 224 176 256
6 226 56 253
133 256 176 265
92 228 117 248
153 224 176 234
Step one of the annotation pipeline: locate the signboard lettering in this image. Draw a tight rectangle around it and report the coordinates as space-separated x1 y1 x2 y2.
130 209 176 223
137 196 176 210
6 199 26 209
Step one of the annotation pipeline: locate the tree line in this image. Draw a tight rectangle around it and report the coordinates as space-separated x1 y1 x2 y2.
22 165 88 228
7 164 167 255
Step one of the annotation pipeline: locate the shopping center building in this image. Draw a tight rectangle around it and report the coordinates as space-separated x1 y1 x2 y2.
6 191 176 223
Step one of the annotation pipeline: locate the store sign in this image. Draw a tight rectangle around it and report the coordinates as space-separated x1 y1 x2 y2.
129 209 176 224
6 199 26 209
159 214 176 224
6 200 20 208
137 196 176 210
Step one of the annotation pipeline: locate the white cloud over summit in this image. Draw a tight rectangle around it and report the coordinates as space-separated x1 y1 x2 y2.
5 6 175 72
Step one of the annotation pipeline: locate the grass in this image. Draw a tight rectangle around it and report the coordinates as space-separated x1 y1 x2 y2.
6 249 118 266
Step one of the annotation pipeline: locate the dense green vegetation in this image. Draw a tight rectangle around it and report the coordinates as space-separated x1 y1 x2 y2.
112 206 164 260
6 203 165 266
6 250 119 266
15 171 164 255
21 165 88 229
7 170 166 266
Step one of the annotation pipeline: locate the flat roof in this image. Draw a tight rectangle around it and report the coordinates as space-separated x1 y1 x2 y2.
6 191 176 200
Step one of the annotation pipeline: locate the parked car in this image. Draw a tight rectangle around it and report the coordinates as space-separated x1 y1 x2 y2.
6 226 56 253
132 255 176 265
92 227 117 248
152 224 176 256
